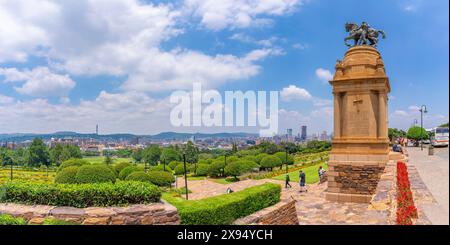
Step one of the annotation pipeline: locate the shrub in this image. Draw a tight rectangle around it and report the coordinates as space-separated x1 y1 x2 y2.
0 214 26 225
113 162 132 176
194 164 209 176
125 172 152 183
207 160 225 177
274 152 294 165
54 166 79 184
168 161 182 170
226 156 239 164
260 155 282 170
148 164 173 172
147 171 174 187
174 163 190 176
0 181 161 208
119 166 142 180
75 165 116 184
255 153 269 164
164 183 281 225
198 159 212 165
42 218 79 225
242 155 257 163
57 158 90 172
224 160 256 179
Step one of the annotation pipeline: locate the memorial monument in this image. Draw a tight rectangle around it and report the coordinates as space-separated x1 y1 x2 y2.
326 22 390 203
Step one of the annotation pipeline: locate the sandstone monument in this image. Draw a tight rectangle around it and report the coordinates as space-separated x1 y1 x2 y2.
326 22 390 203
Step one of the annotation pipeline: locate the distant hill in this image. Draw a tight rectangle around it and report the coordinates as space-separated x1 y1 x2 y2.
0 131 258 142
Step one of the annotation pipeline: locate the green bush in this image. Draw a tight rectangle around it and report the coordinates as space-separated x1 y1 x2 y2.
42 218 79 225
57 158 90 172
148 164 173 172
0 214 26 225
147 171 174 187
164 183 281 225
75 165 116 184
260 155 282 169
174 163 190 175
224 160 257 178
194 164 209 176
274 152 294 165
255 153 269 164
119 166 142 180
113 162 132 176
198 159 212 165
54 166 79 184
0 181 161 208
208 160 226 177
242 155 258 163
125 172 152 183
168 161 182 170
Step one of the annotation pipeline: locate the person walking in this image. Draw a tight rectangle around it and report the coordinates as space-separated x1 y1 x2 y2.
299 170 307 193
318 166 325 184
285 173 292 188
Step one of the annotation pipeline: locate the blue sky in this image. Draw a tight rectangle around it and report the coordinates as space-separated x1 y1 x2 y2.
0 0 448 135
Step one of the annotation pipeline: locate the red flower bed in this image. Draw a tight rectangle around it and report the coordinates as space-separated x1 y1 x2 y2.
396 161 418 225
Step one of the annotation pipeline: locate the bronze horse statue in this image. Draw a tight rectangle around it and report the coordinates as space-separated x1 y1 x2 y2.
344 22 386 48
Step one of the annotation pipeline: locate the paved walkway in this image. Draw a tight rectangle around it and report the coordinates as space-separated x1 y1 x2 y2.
407 146 449 225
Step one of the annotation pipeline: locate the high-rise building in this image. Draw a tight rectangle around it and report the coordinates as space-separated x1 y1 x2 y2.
286 128 293 142
301 126 307 140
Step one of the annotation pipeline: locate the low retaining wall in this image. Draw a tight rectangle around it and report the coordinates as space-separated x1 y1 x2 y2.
0 201 180 225
234 199 298 225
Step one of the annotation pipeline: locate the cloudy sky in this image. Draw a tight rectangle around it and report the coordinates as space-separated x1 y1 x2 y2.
0 0 448 135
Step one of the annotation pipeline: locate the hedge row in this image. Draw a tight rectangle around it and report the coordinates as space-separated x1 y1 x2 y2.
0 181 161 208
164 183 281 225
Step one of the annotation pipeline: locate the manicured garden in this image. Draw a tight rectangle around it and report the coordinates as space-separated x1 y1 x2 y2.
272 162 329 184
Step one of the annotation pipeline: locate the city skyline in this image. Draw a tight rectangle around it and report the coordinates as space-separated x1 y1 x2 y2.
0 0 448 135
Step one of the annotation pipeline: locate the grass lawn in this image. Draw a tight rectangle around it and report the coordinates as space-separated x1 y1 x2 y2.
83 156 132 164
272 163 328 184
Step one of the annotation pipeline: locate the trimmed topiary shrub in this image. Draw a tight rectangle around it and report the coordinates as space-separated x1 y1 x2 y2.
207 160 226 177
224 160 257 179
198 159 212 165
75 164 116 184
168 161 181 170
194 164 209 176
0 214 26 225
148 164 173 172
119 166 141 180
113 162 132 176
54 166 79 184
125 172 152 183
242 155 258 163
260 155 282 170
255 153 269 164
163 183 281 225
0 181 161 208
274 152 294 165
174 163 190 176
147 171 174 187
57 158 90 172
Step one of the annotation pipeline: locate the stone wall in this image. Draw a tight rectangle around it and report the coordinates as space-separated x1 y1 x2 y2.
233 199 298 225
0 201 180 225
333 164 385 195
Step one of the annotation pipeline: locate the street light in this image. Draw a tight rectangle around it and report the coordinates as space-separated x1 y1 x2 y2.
183 153 188 200
419 105 428 151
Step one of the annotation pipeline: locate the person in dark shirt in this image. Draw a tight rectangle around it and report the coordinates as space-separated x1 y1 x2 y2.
285 173 292 188
299 170 307 192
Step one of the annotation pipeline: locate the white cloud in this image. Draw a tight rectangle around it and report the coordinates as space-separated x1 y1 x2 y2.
185 0 303 30
390 107 449 130
280 85 312 101
230 33 279 47
315 68 334 83
408 105 421 111
0 94 14 104
0 67 75 97
292 43 308 50
404 5 417 12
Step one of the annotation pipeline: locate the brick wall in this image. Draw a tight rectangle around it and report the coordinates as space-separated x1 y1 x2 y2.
233 199 298 225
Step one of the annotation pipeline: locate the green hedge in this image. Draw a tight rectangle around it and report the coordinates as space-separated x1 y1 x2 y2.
163 183 281 225
147 171 174 187
125 172 152 183
75 165 116 184
54 166 79 184
118 166 142 180
0 214 26 225
0 181 161 208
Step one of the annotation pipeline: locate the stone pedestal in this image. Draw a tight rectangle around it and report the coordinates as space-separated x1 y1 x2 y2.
326 46 390 203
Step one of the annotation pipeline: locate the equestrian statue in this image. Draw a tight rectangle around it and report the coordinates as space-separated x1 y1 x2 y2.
344 21 386 48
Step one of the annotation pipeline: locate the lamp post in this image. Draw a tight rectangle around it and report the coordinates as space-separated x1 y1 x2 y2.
419 105 428 151
285 146 289 175
183 153 188 200
163 157 166 171
10 162 13 181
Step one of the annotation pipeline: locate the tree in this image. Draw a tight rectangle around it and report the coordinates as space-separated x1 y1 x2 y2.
389 128 407 141
50 144 82 166
183 141 199 164
160 147 182 163
260 155 282 171
26 138 50 167
407 126 429 141
143 145 161 166
0 148 14 166
131 149 143 163
104 155 113 165
440 122 449 128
